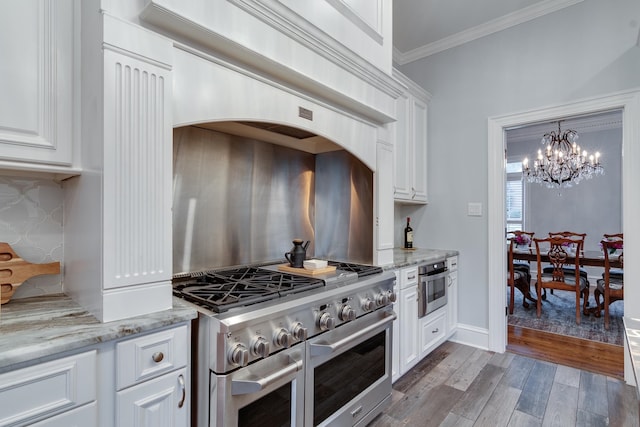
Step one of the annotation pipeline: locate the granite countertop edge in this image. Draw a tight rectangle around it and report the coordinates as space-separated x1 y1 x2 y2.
0 294 198 371
380 248 459 270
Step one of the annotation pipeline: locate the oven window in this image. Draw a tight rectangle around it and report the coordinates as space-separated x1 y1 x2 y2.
313 331 386 426
238 382 292 427
428 276 446 303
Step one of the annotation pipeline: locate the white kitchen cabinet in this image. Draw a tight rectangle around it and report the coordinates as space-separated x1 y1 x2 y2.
392 69 431 204
115 324 190 427
29 403 97 427
397 266 420 376
419 308 447 359
391 270 400 383
375 140 395 265
0 350 96 427
447 256 459 337
65 11 174 322
0 0 79 176
116 368 188 427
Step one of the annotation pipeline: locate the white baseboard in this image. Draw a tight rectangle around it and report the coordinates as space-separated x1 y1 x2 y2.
448 323 490 351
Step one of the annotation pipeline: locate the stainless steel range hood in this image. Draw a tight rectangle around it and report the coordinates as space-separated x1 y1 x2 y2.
172 124 373 274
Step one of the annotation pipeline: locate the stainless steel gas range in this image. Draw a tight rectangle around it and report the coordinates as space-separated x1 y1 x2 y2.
173 261 396 427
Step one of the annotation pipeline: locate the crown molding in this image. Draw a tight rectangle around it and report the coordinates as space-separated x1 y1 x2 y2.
506 110 622 143
394 0 584 65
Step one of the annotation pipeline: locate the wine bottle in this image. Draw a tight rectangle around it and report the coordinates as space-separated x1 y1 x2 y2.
404 217 413 249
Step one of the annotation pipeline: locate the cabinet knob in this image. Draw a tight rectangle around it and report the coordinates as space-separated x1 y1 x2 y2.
152 352 164 363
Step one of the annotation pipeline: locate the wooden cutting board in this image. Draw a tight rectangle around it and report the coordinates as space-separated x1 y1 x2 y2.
277 264 337 275
0 242 61 305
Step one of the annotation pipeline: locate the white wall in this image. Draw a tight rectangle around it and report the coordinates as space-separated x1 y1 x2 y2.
399 0 640 329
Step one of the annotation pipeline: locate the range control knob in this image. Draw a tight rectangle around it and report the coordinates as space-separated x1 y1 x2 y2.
376 293 389 307
227 343 249 367
251 336 270 358
290 322 308 341
340 305 357 322
362 298 375 312
318 312 336 331
387 290 397 303
273 328 292 348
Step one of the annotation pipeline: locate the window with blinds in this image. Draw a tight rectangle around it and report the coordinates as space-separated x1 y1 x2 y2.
506 162 524 232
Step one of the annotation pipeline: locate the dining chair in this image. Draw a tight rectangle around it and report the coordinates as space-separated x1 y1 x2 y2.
510 230 535 277
542 231 589 300
534 236 589 324
595 234 624 330
507 234 536 314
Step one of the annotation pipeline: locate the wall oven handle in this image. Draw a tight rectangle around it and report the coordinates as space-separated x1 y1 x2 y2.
310 311 397 357
231 357 303 395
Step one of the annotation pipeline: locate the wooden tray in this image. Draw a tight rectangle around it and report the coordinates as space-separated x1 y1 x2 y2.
0 242 61 305
277 264 337 275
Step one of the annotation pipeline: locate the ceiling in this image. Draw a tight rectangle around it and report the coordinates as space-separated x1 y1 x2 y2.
392 0 584 65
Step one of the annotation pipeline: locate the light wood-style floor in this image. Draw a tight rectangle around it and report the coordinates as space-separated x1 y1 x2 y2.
370 340 638 427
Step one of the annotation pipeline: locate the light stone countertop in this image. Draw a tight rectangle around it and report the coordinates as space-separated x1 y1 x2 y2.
623 317 640 398
0 294 197 371
380 248 459 270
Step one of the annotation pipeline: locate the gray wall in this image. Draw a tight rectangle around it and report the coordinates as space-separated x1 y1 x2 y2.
398 0 640 329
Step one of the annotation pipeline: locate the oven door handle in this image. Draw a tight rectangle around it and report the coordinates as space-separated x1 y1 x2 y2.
310 311 397 357
231 357 303 395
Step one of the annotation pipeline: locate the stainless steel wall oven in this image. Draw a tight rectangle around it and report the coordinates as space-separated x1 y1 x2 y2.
418 259 448 317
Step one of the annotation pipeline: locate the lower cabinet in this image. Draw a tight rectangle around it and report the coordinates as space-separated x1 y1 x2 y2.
398 284 420 375
0 350 96 427
29 403 97 427
0 323 190 427
116 368 188 427
391 271 400 383
419 309 446 359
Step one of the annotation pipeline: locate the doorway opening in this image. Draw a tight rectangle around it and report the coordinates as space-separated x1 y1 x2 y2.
487 89 640 384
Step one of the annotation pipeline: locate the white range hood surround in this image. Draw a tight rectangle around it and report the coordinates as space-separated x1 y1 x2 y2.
139 0 402 125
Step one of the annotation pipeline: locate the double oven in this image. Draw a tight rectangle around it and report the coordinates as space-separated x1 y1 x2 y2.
174 261 396 427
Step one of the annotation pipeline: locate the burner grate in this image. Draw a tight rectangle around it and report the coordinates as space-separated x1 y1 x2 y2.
328 261 383 278
172 266 325 312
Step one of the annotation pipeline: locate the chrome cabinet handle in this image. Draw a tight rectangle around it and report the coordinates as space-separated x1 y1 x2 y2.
432 328 439 334
152 352 164 363
178 374 186 408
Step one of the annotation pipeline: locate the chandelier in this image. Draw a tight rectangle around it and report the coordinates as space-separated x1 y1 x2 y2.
522 121 603 189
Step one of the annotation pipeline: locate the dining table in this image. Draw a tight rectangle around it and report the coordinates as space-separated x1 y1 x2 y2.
511 248 623 269
509 248 623 311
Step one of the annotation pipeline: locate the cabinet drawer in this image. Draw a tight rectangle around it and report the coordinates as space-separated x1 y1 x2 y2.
0 350 96 427
117 325 188 390
447 256 458 271
400 266 418 289
29 402 97 427
420 311 446 358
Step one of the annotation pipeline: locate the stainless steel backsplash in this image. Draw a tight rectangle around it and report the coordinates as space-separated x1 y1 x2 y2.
172 126 373 274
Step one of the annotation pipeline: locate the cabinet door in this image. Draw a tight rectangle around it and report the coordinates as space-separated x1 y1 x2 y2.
0 0 74 166
391 270 400 383
411 97 428 202
399 285 419 375
117 368 188 427
393 92 412 200
447 270 458 336
376 142 395 252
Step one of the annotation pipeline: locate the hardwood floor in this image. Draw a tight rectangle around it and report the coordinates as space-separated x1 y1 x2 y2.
370 341 638 427
507 325 624 380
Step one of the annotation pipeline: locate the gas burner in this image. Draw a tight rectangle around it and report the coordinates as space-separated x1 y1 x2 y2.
173 266 325 312
328 261 383 278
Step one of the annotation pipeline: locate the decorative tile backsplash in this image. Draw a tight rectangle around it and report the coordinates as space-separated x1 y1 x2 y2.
0 176 64 299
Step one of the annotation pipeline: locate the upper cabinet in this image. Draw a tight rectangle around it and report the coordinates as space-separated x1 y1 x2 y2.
392 69 430 204
0 0 79 177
